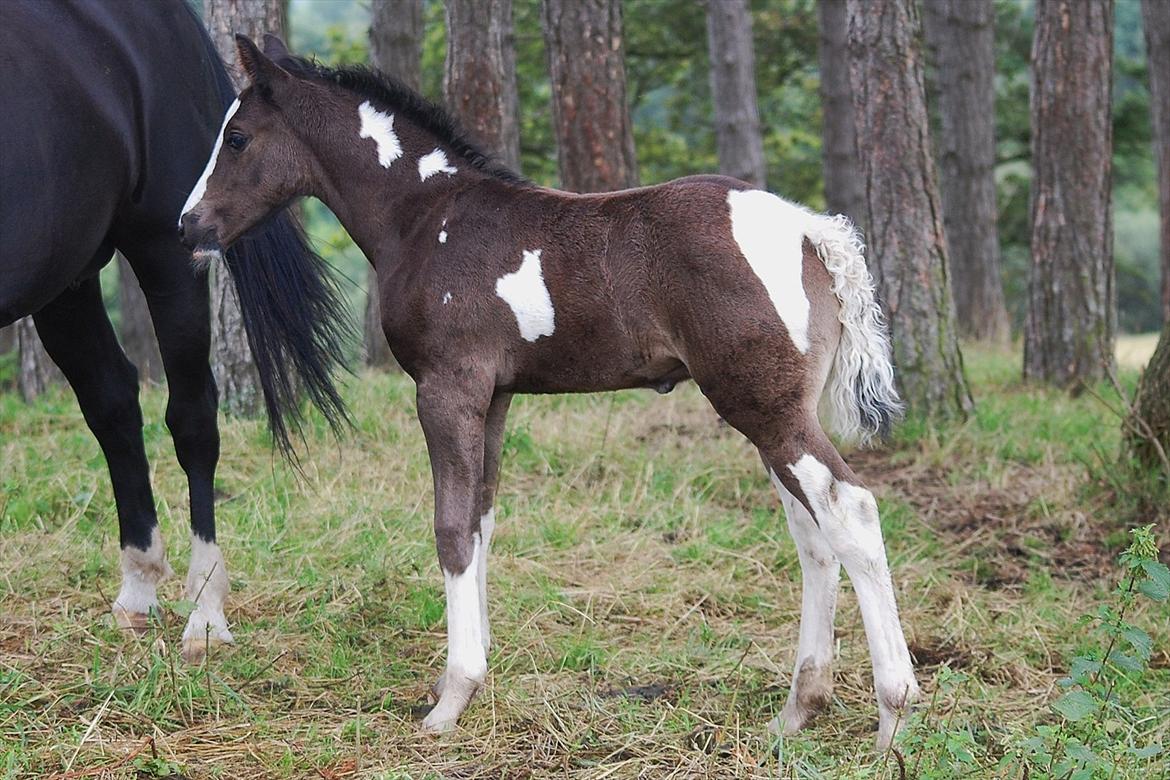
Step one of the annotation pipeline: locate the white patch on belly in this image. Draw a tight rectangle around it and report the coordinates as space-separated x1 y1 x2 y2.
726 189 812 353
113 526 172 616
439 218 448 244
358 101 403 168
442 291 452 305
419 148 457 180
495 249 555 342
179 98 242 226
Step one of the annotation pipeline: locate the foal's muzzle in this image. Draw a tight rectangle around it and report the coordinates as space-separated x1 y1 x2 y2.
178 212 218 250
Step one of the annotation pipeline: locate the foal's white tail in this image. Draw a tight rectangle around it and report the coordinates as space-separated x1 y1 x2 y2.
803 213 902 446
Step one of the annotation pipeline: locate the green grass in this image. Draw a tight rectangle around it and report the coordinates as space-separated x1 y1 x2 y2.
1 344 1168 778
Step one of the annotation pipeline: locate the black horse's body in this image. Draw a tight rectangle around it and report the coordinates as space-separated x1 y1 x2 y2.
0 0 345 660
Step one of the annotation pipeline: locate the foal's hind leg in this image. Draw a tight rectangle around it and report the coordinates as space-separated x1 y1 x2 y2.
415 375 494 733
763 458 841 735
120 236 227 663
32 275 171 632
761 423 918 748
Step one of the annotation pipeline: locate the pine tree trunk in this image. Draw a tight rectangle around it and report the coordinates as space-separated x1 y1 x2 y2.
845 0 973 420
0 325 13 357
202 0 287 416
117 254 164 383
1129 319 1170 472
922 0 1010 344
542 0 638 192
1024 0 1115 387
443 0 521 170
364 0 422 371
705 0 766 189
818 0 863 223
17 317 62 402
1144 0 1170 324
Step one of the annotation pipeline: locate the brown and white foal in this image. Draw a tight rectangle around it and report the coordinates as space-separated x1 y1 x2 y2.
179 36 919 747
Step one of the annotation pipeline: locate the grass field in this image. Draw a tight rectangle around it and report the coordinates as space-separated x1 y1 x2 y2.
1 343 1168 779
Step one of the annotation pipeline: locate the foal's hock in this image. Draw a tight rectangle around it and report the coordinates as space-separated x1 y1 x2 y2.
180 34 919 748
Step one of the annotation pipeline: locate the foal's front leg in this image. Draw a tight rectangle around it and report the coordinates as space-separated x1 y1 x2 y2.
416 379 492 733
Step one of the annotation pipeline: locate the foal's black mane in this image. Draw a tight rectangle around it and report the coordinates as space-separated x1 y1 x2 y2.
279 56 529 187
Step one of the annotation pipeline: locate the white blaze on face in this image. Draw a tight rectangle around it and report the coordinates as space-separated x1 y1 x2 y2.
495 249 555 342
358 100 403 168
726 189 812 353
444 534 487 680
419 148 457 180
179 98 242 227
113 526 171 616
181 535 234 645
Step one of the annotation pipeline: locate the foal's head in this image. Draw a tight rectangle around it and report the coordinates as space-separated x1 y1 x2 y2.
179 35 318 259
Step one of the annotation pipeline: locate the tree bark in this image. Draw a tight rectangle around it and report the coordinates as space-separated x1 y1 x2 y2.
202 0 286 416
1144 0 1170 324
845 0 973 420
443 0 521 171
705 0 766 189
364 0 423 370
117 254 164 383
0 325 13 357
922 0 1010 344
17 317 62 402
1129 319 1170 473
542 0 638 192
1024 0 1115 388
818 0 864 223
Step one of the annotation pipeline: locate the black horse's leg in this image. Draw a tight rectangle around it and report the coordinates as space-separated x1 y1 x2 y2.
119 236 227 663
32 273 172 631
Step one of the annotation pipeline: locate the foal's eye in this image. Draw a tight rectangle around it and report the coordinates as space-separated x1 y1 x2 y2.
226 131 249 151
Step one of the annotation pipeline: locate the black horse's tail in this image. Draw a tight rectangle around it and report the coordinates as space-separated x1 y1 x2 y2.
190 7 352 457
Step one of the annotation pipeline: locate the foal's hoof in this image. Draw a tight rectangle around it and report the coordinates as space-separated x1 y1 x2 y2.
420 711 459 734
179 615 234 663
112 607 153 636
429 671 448 703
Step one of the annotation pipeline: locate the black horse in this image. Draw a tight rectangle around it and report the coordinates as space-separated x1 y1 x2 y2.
0 0 348 660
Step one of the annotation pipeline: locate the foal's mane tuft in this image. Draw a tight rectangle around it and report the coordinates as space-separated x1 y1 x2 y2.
277 55 528 186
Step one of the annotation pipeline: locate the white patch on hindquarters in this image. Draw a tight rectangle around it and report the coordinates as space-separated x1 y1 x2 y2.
181 536 234 654
478 510 495 652
495 249 555 342
113 526 172 618
726 189 812 353
179 98 241 226
439 218 448 244
419 148 457 180
358 101 403 168
442 291 452 305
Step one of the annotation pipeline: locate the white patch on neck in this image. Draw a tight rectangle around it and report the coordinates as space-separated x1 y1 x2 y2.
179 98 242 226
358 100 403 168
726 189 812 353
495 249 555 342
445 535 487 680
419 148 457 180
442 291 452 305
438 218 448 244
113 526 171 615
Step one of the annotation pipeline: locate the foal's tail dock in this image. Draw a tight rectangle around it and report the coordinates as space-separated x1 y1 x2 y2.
804 214 902 446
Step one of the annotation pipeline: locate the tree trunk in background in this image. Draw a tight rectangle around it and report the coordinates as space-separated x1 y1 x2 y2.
922 0 1009 344
117 254 163 383
1024 0 1114 388
542 0 638 192
364 0 423 371
705 0 766 189
1129 319 1170 472
0 326 13 357
1144 0 1170 324
203 0 286 416
845 0 972 420
818 0 863 223
443 0 521 170
17 317 62 402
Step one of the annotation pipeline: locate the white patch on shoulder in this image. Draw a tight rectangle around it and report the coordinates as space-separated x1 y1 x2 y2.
439 218 448 244
442 291 452 305
495 249 555 342
419 148 457 180
358 100 403 168
726 189 812 353
179 98 242 226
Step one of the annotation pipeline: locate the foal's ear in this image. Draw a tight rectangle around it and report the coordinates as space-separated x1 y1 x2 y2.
262 33 292 64
235 34 290 93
